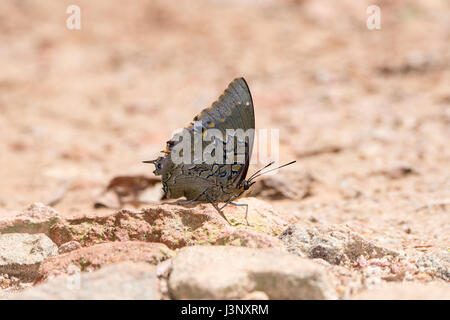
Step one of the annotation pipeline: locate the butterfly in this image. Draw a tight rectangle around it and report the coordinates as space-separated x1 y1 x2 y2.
144 78 295 225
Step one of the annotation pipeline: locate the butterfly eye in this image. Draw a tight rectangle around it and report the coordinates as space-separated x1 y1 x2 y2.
156 163 162 169
244 181 255 190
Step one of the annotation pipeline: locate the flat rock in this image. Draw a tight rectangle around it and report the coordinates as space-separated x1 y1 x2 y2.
0 203 61 235
279 224 399 266
0 233 58 281
36 241 174 283
168 246 337 300
351 282 450 300
44 199 287 249
10 262 160 300
22 203 59 219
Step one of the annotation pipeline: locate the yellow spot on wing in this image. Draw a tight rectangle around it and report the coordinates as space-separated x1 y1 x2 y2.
219 118 225 122
208 122 215 127
232 164 242 171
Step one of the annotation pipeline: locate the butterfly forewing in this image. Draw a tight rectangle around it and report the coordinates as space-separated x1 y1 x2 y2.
152 78 255 202
195 78 254 186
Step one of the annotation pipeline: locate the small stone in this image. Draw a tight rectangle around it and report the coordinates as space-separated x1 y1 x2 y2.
168 246 337 300
58 241 81 254
10 262 160 300
0 233 58 281
415 252 449 281
279 224 399 266
23 203 59 218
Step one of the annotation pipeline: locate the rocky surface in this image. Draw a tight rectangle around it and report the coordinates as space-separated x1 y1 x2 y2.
168 246 337 299
36 241 174 283
0 233 58 281
1 202 448 299
9 262 160 300
1 201 448 299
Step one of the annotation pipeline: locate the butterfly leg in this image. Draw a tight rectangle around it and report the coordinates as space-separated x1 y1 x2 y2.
207 197 232 225
229 202 251 226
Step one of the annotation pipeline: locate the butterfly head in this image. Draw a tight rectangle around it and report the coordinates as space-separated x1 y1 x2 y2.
143 157 171 176
243 180 256 191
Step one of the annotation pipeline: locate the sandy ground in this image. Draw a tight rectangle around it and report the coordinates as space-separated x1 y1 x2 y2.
0 0 449 277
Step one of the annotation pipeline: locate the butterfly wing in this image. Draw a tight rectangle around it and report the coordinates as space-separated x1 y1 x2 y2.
192 77 255 186
150 78 255 201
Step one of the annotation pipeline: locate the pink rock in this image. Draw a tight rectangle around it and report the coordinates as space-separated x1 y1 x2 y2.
35 241 174 283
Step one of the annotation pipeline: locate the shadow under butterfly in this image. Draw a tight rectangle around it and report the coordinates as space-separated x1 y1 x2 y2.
144 78 295 225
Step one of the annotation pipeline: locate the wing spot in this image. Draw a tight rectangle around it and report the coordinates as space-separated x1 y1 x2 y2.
245 101 250 106
208 122 215 127
219 118 225 122
232 164 242 172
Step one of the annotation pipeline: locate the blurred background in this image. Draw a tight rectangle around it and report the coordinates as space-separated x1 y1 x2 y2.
0 0 448 247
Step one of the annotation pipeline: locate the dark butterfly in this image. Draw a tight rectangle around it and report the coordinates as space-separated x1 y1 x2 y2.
144 78 295 225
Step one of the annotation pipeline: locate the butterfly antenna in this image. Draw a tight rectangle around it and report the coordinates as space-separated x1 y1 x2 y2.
247 161 275 181
142 160 157 164
248 160 296 181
